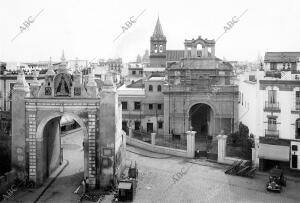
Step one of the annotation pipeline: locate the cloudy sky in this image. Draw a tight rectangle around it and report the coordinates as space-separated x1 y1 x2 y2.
1 0 300 63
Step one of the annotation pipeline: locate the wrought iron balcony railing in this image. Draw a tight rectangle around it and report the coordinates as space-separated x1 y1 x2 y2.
265 71 281 78
265 129 279 138
264 102 280 112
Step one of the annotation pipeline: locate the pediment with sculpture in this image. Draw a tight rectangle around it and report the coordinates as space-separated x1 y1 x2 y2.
54 73 72 97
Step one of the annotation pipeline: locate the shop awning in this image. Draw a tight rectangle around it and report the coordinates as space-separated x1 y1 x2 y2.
258 143 290 162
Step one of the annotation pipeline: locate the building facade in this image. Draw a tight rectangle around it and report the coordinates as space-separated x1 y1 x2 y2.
118 76 165 135
0 71 45 111
239 52 300 171
118 17 238 147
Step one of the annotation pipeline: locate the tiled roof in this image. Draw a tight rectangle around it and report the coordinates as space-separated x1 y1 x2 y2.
264 52 300 63
126 79 145 88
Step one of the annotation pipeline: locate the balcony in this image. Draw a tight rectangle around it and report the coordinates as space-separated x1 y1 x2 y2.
265 70 281 79
264 102 280 112
265 129 279 138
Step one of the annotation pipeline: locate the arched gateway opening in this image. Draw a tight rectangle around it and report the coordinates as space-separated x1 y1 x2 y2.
36 112 88 183
189 103 214 152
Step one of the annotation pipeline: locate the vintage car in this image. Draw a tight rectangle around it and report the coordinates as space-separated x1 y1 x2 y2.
266 167 286 193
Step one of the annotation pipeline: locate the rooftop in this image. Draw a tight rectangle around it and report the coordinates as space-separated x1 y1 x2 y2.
148 76 165 81
126 79 145 88
264 52 300 63
117 84 145 96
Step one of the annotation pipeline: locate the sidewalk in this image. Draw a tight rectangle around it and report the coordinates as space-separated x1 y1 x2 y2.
9 160 69 203
127 145 300 183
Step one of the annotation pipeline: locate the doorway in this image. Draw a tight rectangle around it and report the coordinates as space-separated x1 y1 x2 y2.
147 123 153 133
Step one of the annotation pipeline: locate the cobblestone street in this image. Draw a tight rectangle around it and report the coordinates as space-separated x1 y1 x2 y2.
123 148 300 203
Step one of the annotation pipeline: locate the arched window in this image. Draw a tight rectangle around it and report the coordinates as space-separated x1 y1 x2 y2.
154 44 158 53
157 85 161 92
296 119 300 139
149 85 153 92
159 45 163 53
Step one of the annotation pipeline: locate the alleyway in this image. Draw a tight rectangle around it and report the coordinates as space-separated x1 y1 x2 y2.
37 129 84 202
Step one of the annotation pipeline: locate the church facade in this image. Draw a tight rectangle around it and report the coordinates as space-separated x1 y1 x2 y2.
148 18 239 139
11 55 125 189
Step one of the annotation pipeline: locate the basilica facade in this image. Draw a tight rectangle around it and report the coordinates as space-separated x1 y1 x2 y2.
148 18 239 140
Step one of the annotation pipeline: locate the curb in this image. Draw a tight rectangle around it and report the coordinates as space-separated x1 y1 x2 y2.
127 145 300 183
33 160 69 203
126 147 174 159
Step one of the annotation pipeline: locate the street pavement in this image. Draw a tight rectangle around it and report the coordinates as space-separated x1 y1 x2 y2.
117 146 300 203
36 129 84 202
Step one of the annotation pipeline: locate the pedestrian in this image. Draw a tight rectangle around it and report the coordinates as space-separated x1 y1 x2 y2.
85 177 90 192
82 178 86 194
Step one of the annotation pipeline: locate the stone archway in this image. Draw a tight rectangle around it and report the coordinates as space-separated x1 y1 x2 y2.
34 112 89 185
11 62 126 190
189 103 214 138
189 103 215 153
25 103 99 187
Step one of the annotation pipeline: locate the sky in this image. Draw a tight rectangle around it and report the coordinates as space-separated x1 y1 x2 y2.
1 0 300 63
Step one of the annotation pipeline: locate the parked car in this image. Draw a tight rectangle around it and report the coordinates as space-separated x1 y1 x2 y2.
266 167 286 193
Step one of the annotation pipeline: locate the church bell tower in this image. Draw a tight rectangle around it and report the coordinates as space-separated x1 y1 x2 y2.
150 17 167 67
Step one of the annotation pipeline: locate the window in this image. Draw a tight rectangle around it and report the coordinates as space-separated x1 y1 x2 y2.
132 70 136 75
268 90 277 104
158 121 163 129
270 63 277 70
157 104 162 110
154 44 158 53
134 102 141 110
157 85 162 92
134 121 141 130
149 104 153 110
296 119 300 139
268 117 277 131
296 91 300 110
292 62 297 70
122 121 127 132
241 93 243 105
121 101 127 110
159 45 163 53
139 71 143 75
292 145 298 151
149 85 153 92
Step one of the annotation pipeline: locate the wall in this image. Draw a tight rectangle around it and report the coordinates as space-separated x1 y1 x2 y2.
238 76 259 138
99 87 123 188
11 84 30 173
44 117 61 175
126 136 190 158
119 95 145 131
